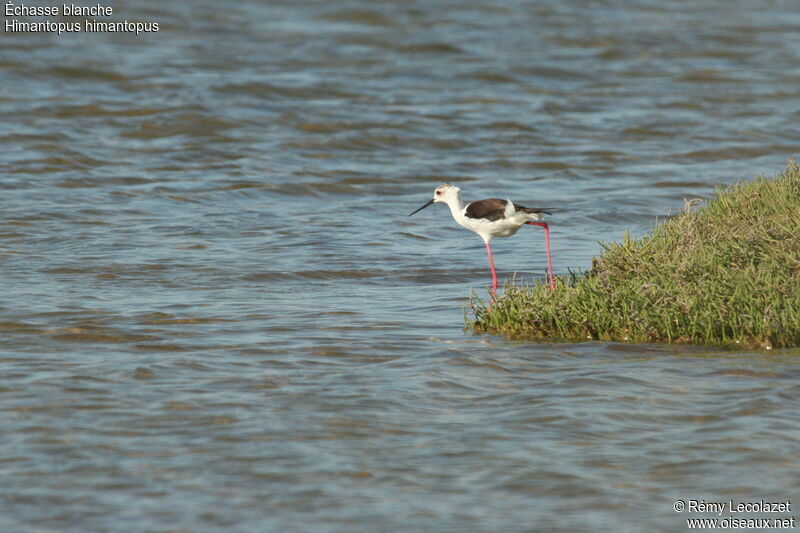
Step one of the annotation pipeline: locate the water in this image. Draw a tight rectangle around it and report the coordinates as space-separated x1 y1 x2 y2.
2 1 800 531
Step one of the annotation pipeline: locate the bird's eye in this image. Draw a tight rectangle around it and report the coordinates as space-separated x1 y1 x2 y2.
436 191 442 195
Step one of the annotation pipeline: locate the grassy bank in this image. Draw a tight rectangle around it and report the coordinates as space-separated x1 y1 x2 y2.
469 162 800 349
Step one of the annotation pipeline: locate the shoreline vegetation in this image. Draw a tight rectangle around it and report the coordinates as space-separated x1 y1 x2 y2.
469 162 800 349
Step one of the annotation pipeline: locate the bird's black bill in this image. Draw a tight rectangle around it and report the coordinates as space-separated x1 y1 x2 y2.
408 199 434 216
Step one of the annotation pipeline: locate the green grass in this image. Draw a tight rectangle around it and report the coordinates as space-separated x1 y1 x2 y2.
469 161 800 349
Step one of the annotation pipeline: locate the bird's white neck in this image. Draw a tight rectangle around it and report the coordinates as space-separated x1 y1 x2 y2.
442 191 466 225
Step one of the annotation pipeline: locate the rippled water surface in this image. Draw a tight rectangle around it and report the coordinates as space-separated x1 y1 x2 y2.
2 1 800 531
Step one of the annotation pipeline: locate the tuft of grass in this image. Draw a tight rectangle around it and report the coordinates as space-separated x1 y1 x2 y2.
469 161 800 349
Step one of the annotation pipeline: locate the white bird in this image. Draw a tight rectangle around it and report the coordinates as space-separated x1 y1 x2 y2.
409 183 555 293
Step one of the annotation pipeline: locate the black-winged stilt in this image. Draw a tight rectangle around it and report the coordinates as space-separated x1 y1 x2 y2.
409 183 555 293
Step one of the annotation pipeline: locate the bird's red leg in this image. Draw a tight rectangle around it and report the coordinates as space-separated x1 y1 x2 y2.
485 241 498 295
526 221 555 289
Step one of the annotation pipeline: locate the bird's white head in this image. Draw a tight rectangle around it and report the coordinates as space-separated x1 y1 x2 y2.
432 183 460 204
408 183 461 217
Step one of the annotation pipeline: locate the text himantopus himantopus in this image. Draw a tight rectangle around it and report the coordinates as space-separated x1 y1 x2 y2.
409 183 555 293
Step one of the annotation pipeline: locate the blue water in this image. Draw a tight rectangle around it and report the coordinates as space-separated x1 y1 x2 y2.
2 1 799 531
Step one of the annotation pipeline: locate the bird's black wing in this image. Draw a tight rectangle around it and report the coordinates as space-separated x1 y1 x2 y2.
464 199 509 221
514 204 553 216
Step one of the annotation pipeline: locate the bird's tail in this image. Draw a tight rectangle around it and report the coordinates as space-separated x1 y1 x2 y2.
521 207 553 216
